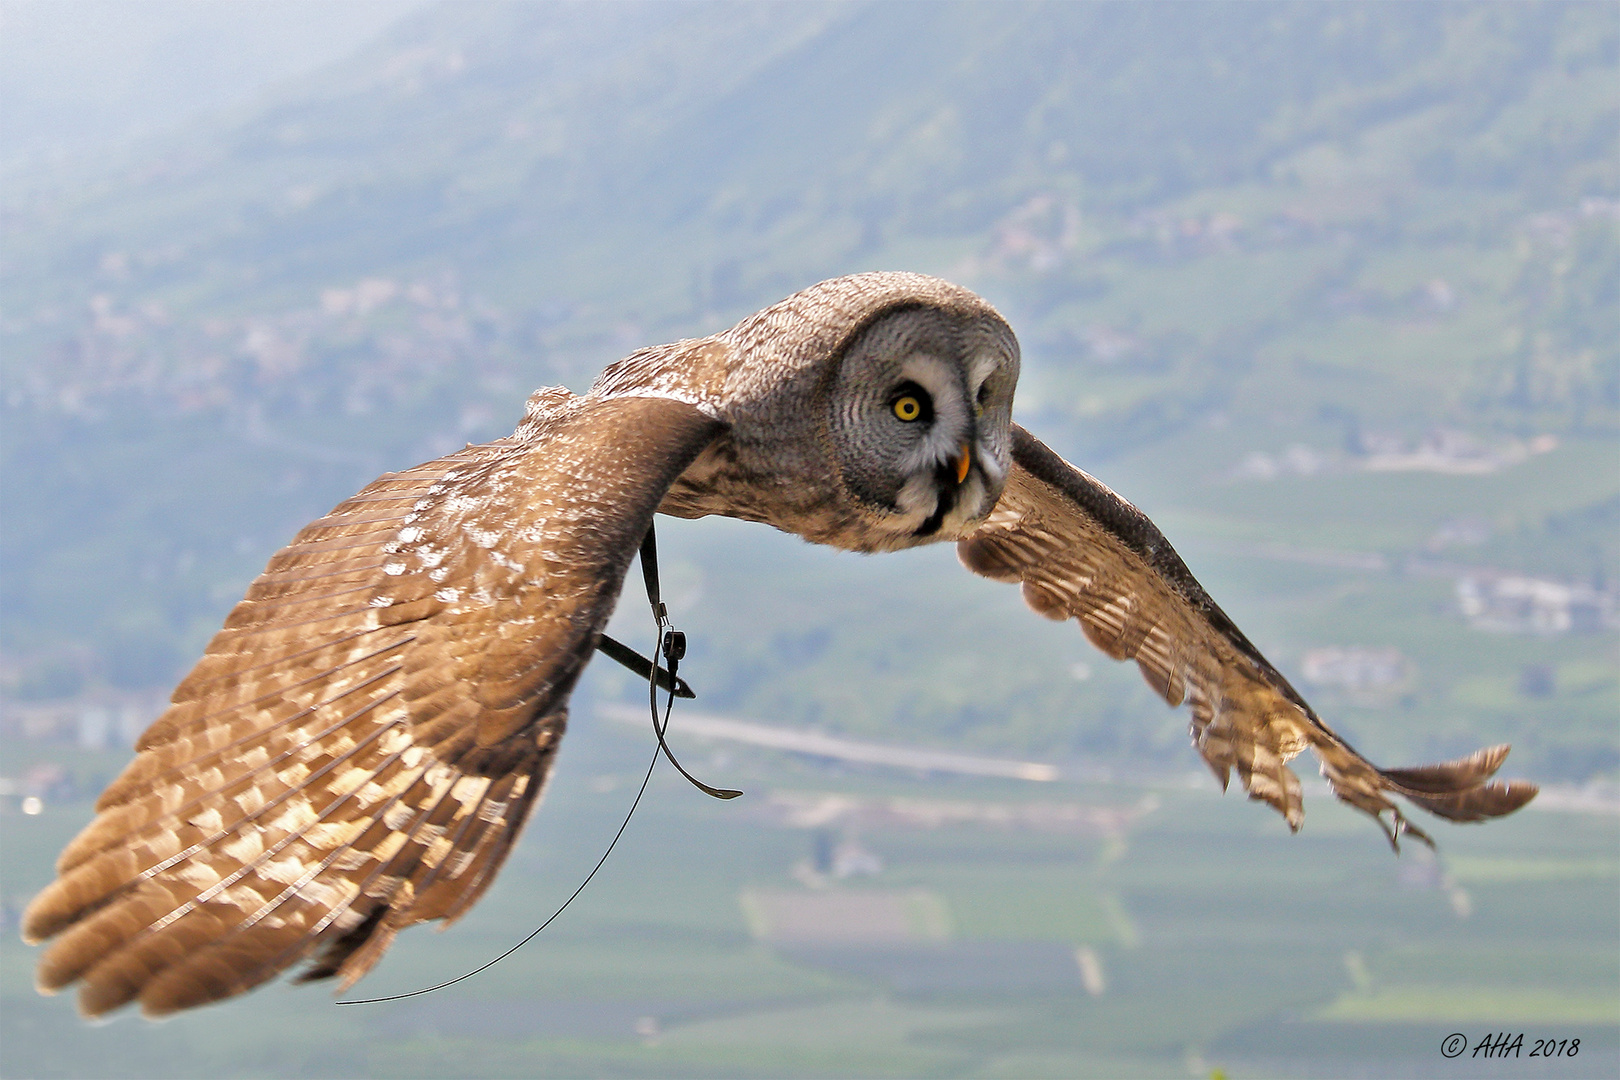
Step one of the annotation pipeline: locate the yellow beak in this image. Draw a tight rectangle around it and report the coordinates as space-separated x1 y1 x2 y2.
955 444 972 485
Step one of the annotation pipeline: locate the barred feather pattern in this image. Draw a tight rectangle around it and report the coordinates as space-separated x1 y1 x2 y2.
22 391 725 1017
958 426 1538 846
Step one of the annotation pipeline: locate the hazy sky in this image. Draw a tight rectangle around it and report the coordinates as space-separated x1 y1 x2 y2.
0 0 427 169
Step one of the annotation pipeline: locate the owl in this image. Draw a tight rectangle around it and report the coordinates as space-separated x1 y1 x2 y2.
23 272 1535 1017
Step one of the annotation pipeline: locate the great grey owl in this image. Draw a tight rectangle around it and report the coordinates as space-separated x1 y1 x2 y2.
24 272 1535 1017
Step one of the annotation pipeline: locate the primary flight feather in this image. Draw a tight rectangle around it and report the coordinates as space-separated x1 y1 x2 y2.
23 272 1536 1017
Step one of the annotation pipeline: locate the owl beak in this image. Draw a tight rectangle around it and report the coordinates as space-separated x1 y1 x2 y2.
954 444 972 485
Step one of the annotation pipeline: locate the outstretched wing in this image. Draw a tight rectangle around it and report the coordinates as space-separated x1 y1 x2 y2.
958 425 1537 846
23 391 724 1017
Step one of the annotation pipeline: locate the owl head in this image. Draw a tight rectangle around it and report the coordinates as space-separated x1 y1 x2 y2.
823 299 1019 548
644 271 1021 552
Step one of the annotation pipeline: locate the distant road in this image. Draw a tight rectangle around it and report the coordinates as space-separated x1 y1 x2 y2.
599 704 1620 813
598 704 1060 782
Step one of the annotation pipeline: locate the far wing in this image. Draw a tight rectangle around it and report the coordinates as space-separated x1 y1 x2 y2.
23 391 724 1017
958 425 1536 846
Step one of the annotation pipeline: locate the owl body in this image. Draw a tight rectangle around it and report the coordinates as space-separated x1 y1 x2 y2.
23 271 1534 1019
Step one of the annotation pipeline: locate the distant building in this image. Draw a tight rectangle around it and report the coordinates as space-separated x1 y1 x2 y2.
1361 428 1498 474
0 694 161 748
1231 444 1334 480
1456 574 1618 635
1356 428 1556 476
1300 647 1409 692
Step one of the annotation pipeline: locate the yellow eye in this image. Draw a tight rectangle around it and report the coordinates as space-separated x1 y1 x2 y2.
893 395 922 422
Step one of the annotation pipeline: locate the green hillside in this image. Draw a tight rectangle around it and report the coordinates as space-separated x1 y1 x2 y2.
1 0 1615 783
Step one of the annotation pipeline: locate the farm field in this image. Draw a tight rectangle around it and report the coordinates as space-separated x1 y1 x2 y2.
4 712 1614 1079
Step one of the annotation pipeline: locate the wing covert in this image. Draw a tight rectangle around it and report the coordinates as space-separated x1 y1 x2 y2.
22 390 725 1016
958 425 1537 845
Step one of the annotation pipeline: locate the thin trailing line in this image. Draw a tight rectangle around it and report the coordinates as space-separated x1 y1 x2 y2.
335 737 662 1007
336 521 738 1006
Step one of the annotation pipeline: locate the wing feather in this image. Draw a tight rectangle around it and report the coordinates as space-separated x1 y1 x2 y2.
57 645 415 877
24 391 725 1016
959 425 1537 845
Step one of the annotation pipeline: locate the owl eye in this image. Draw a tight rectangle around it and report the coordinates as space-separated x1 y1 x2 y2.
890 383 932 423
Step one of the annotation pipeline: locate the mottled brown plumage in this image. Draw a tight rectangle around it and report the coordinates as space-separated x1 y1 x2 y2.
24 392 721 1017
24 272 1535 1018
958 427 1536 846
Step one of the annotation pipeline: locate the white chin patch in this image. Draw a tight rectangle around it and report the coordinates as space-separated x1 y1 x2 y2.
887 472 991 541
940 475 991 535
894 472 938 520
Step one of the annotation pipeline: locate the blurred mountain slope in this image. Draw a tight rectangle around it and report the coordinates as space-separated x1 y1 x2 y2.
2 1 1614 776
8 2 1611 326
0 0 424 171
